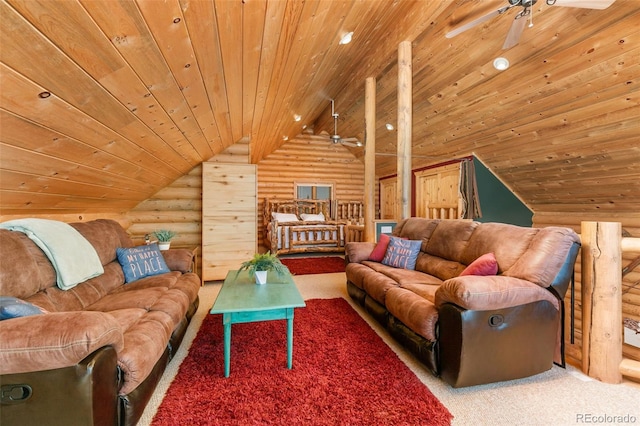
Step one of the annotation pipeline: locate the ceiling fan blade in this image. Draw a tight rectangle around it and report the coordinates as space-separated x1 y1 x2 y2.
548 0 615 9
446 5 513 39
502 12 528 49
340 141 362 148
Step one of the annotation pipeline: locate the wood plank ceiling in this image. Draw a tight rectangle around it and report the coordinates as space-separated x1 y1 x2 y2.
0 0 638 215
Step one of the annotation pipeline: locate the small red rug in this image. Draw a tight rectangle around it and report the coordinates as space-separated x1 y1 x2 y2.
152 298 452 425
280 256 345 275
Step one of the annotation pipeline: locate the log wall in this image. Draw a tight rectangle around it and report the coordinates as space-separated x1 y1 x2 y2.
533 211 640 368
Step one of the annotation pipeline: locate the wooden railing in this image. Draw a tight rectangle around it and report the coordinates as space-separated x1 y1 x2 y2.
580 221 640 383
425 202 459 219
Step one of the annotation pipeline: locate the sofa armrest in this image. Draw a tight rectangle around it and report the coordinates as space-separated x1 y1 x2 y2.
434 275 560 312
344 241 376 264
0 311 124 375
161 248 194 273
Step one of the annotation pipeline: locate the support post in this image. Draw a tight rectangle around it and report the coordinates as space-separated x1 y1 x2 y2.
364 77 376 242
396 40 412 220
581 221 622 383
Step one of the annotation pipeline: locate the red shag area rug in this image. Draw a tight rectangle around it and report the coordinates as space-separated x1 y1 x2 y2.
280 256 346 275
152 298 452 425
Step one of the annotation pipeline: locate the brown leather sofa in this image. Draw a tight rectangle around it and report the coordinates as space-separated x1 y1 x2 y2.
0 219 200 425
345 218 580 388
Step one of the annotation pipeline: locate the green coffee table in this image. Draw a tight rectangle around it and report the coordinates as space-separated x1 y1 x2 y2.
209 270 306 377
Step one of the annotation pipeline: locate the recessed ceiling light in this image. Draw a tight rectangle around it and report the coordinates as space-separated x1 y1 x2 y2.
493 57 510 71
339 32 353 45
282 136 288 141
293 114 301 122
385 123 394 131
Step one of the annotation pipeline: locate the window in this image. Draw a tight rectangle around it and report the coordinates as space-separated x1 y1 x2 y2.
295 183 333 200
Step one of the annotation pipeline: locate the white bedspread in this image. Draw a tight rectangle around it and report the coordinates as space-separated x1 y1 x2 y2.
0 218 104 290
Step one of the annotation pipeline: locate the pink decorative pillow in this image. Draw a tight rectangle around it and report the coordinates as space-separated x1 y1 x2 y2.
368 234 391 262
460 252 498 276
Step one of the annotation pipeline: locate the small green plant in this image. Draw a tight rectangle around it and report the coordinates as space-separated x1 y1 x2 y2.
153 229 177 242
237 251 289 278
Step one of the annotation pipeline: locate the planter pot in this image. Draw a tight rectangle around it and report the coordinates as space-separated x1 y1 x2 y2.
255 270 268 285
158 241 171 251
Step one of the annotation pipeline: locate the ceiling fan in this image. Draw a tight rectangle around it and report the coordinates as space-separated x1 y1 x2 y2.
445 0 616 50
330 100 362 147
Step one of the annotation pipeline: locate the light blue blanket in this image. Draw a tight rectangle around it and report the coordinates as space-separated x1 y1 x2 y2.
0 218 104 290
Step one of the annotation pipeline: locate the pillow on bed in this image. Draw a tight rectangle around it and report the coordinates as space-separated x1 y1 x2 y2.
300 213 325 221
272 212 300 222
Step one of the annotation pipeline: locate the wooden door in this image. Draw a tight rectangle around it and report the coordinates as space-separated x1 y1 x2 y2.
202 162 257 281
379 177 397 220
414 163 461 219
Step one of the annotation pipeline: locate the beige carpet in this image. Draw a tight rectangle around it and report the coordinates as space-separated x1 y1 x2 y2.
139 273 640 425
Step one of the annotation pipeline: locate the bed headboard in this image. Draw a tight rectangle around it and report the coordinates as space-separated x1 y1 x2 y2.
264 198 330 225
334 200 364 223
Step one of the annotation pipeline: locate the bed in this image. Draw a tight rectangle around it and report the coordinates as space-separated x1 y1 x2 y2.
264 198 364 255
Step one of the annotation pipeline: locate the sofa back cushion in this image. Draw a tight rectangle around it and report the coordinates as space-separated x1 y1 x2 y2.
503 226 580 288
71 219 133 265
0 219 132 303
393 218 440 251
0 230 56 299
461 222 537 273
424 220 478 262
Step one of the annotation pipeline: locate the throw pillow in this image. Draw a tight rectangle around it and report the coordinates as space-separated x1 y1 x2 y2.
381 237 422 270
116 243 171 284
0 296 47 321
300 213 325 221
272 212 300 222
368 233 391 262
460 252 498 276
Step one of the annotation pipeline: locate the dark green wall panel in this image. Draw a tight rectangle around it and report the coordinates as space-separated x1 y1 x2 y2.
474 157 533 226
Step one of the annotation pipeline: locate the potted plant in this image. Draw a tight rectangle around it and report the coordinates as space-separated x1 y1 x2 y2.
153 229 177 251
237 252 289 285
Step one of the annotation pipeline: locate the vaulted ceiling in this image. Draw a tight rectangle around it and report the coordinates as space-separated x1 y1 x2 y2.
1 0 638 215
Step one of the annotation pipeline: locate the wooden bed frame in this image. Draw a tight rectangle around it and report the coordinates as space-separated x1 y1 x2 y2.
264 198 363 255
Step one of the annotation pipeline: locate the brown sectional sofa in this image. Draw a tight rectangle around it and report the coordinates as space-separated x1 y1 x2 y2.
0 219 201 425
345 218 580 387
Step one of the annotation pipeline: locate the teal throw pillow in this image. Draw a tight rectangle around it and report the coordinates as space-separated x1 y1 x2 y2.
116 243 171 283
381 237 422 270
0 296 47 320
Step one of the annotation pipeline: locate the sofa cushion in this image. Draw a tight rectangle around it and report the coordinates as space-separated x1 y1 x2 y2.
460 252 498 276
385 287 439 341
382 237 421 269
116 244 171 283
416 253 465 281
399 283 440 304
